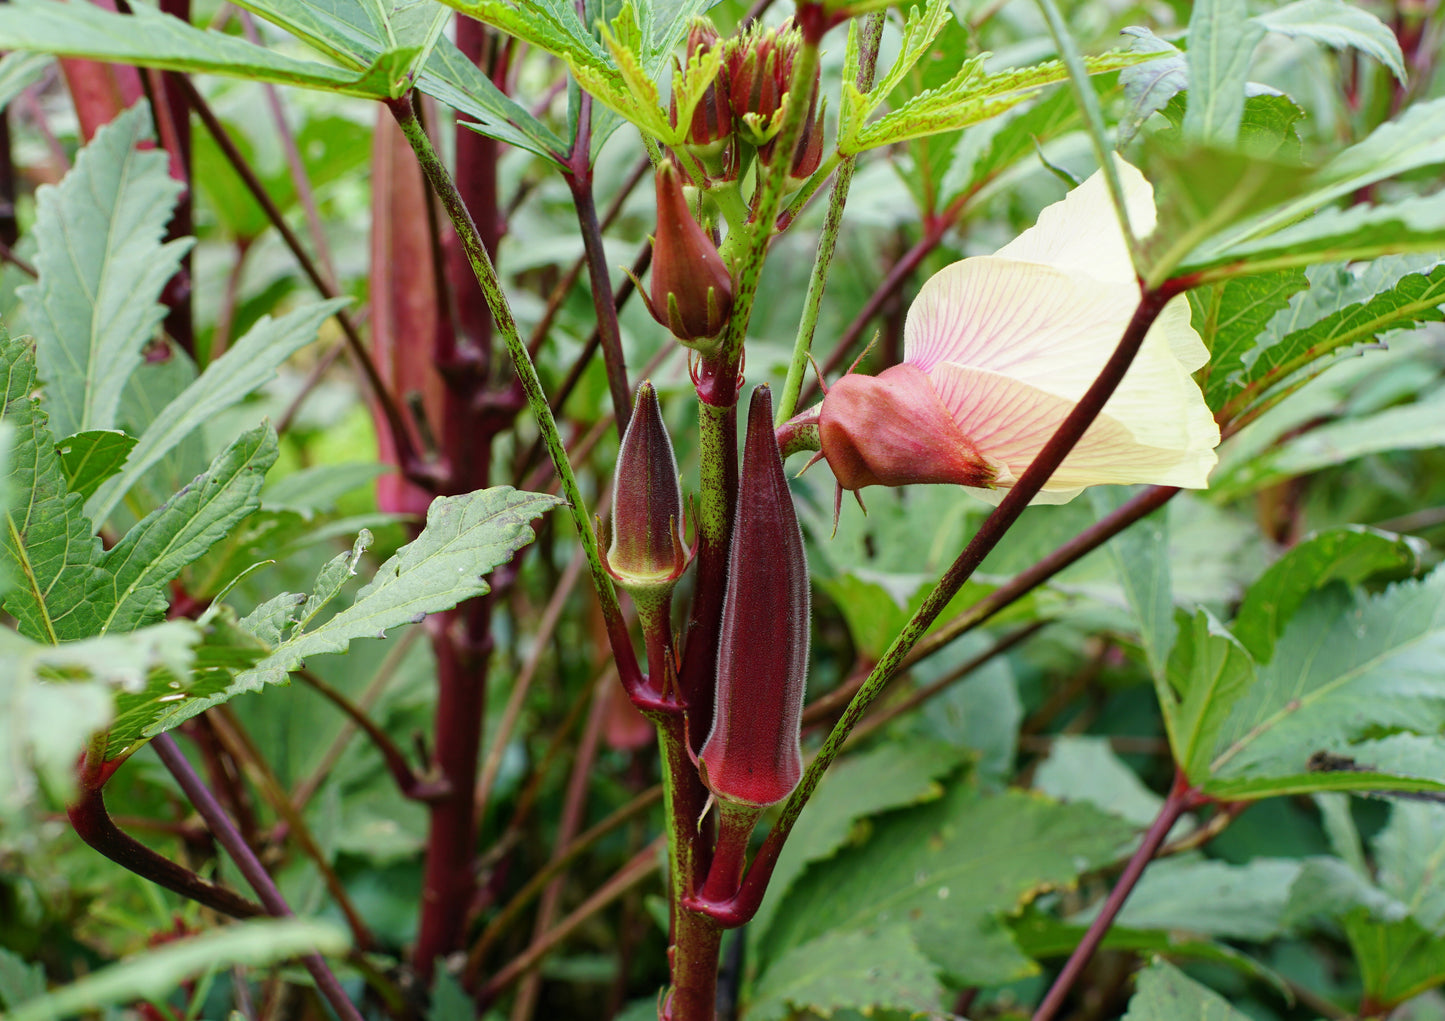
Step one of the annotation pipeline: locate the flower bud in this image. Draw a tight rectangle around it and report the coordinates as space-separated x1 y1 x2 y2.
699 385 810 807
818 363 997 490
724 21 802 147
669 19 732 158
642 160 734 343
605 381 688 596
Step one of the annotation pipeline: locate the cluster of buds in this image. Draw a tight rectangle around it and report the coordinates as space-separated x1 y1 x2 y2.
723 20 823 180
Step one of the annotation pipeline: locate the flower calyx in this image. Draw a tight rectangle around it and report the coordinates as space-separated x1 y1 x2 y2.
638 159 735 345
723 20 805 149
669 19 734 176
603 381 691 610
698 384 810 808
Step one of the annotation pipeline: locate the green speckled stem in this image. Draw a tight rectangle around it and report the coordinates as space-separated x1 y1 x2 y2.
776 11 886 424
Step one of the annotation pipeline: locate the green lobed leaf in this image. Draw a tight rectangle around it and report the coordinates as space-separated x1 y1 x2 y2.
57 430 138 503
1285 856 1408 929
90 424 279 636
139 488 561 734
1184 190 1445 275
755 784 1135 985
1254 0 1404 81
1234 526 1423 663
1181 0 1265 145
0 51 50 109
1190 268 1310 412
2 918 348 1021
0 948 47 1010
1250 387 1445 483
942 85 1080 204
1034 735 1177 829
1206 567 1445 796
1123 958 1255 1021
750 742 970 945
88 299 346 527
1235 257 1445 415
1376 801 1445 932
0 1 382 92
0 620 202 814
0 330 104 643
747 927 945 1021
18 104 189 440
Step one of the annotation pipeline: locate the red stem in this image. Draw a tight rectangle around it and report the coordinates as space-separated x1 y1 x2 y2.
1031 771 1202 1021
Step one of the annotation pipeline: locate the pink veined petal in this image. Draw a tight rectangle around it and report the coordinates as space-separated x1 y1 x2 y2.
904 257 1140 383
993 156 1156 285
928 364 1219 498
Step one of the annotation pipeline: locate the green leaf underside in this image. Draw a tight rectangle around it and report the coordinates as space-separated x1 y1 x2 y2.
1091 856 1302 941
134 488 561 737
0 332 103 643
1162 610 1256 784
1181 0 1265 145
87 300 346 527
1093 488 1175 677
57 431 138 503
756 784 1134 986
1254 0 1405 81
1191 268 1310 411
19 105 188 441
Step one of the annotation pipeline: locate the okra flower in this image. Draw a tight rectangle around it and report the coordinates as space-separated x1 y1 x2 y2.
818 159 1219 504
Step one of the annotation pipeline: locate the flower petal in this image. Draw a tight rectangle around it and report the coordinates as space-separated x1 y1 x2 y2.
928 363 1219 499
993 156 1156 285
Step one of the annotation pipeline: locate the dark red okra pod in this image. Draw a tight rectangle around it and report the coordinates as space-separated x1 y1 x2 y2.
698 385 810 807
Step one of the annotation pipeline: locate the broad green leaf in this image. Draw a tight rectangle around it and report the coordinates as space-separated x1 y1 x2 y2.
1345 911 1445 1007
0 621 201 814
750 742 969 944
0 331 103 643
421 40 567 159
262 463 390 518
1181 0 1265 145
0 51 49 109
1161 610 1255 783
0 948 47 1010
942 85 1079 203
756 785 1134 985
1207 567 1445 798
1234 526 1423 663
748 927 944 1021
293 531 373 633
1234 257 1445 415
1091 488 1175 676
1190 268 1309 411
1184 190 1445 276
88 299 346 526
2 918 348 1021
1089 856 1302 941
1254 0 1404 81
0 0 387 95
90 424 278 636
1254 387 1445 481
1123 958 1254 1021
1285 856 1407 928
57 430 137 503
19 105 189 439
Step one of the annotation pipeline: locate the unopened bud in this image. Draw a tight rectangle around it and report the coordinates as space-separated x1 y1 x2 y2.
605 381 689 597
724 21 802 147
641 160 734 343
669 19 732 157
698 385 810 807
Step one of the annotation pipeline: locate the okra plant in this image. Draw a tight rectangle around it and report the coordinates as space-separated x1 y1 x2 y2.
2 0 1445 1018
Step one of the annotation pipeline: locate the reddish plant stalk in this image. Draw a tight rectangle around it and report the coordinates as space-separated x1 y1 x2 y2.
1031 771 1203 1021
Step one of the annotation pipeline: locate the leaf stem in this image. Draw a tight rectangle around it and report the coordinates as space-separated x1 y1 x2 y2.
150 734 364 1021
1031 771 1201 1021
775 11 886 424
